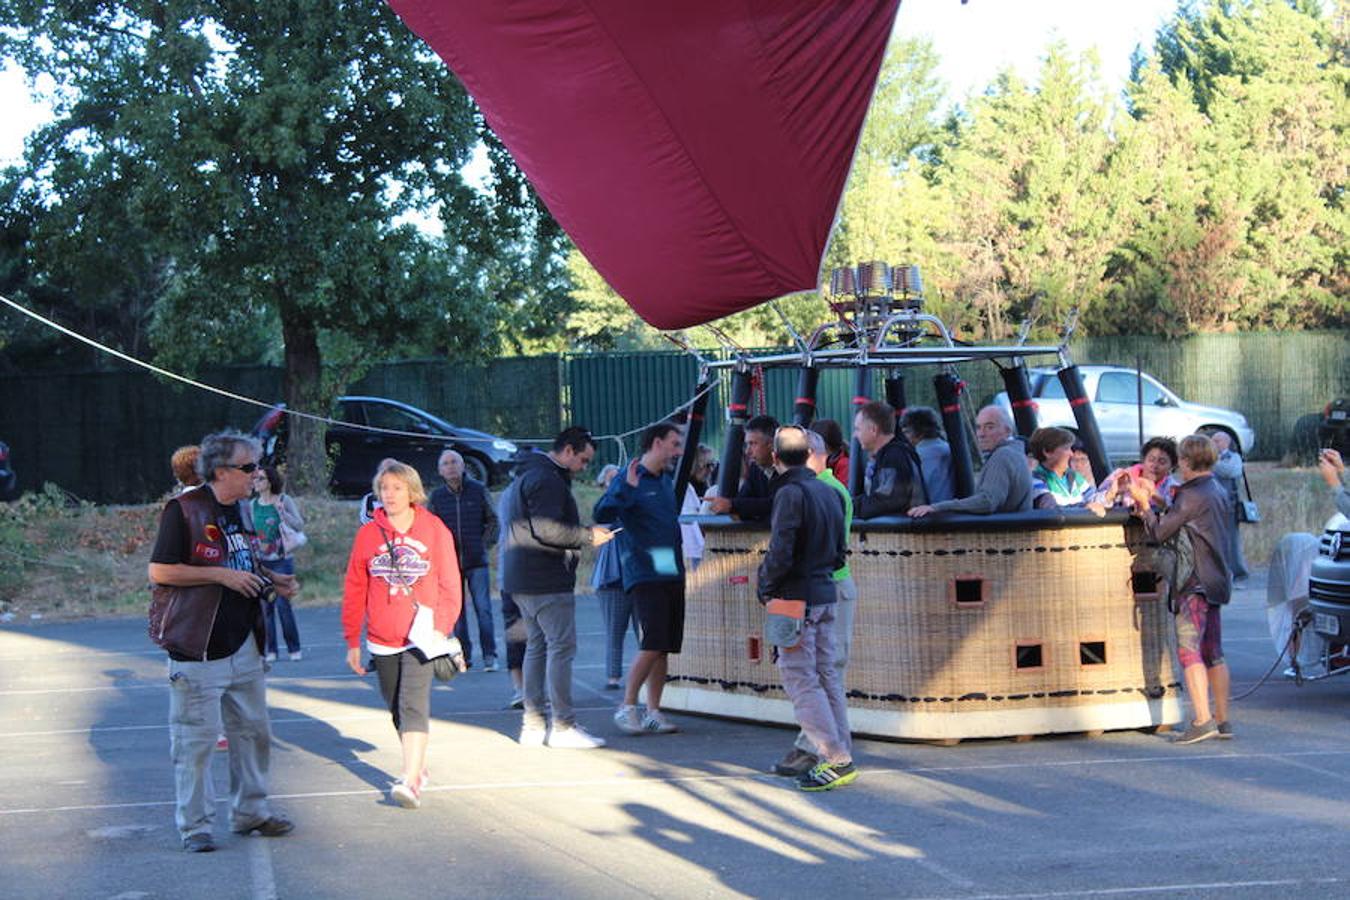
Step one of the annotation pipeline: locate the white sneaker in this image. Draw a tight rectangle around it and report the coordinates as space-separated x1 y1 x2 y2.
264 652 278 662
641 710 680 734
614 704 644 735
518 726 547 747
390 780 421 809
288 650 303 661
547 724 605 749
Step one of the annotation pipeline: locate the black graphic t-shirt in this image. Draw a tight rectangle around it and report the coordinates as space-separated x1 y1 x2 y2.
151 492 260 661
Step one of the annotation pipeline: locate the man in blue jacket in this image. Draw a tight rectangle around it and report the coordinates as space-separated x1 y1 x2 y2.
428 449 500 670
595 422 686 736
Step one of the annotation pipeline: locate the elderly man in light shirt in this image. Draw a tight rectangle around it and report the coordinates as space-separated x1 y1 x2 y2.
909 406 1032 517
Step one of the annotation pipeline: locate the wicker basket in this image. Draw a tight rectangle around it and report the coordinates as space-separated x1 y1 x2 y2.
666 519 1183 740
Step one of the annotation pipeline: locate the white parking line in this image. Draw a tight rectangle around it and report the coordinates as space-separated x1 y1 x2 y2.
916 876 1346 898
248 837 279 900
3 748 1348 817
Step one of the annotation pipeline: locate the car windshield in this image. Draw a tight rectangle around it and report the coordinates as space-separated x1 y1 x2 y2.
362 402 437 435
1096 372 1165 405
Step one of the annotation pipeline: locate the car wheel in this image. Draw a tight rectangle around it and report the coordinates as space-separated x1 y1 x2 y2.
462 454 491 486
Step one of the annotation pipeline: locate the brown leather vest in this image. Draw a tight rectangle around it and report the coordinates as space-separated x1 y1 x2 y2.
148 487 265 659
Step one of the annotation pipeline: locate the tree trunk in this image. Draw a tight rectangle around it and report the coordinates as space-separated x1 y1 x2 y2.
281 311 328 496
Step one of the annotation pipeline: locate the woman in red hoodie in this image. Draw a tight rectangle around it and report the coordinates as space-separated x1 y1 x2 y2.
342 461 462 809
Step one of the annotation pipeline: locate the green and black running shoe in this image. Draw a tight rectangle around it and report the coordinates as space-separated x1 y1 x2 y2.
796 761 859 792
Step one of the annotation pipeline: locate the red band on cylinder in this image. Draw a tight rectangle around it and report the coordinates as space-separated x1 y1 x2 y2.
941 404 959 414
852 395 869 405
794 397 816 406
1069 396 1089 407
1011 398 1035 409
728 403 748 412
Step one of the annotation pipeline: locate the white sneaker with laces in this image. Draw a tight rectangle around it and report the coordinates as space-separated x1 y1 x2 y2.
641 710 679 734
518 726 547 747
547 724 606 749
614 704 644 735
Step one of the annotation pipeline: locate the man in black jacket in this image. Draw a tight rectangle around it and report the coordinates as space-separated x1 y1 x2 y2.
852 400 926 518
707 414 782 521
758 426 857 791
1130 433 1234 745
503 426 615 749
429 449 500 670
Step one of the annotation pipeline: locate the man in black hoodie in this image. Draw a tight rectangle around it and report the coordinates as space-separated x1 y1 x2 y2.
503 426 616 750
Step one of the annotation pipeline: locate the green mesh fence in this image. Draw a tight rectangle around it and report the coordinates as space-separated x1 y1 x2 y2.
0 331 1344 502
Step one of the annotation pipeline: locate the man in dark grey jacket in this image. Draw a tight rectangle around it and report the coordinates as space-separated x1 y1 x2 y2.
503 426 615 749
1131 434 1234 745
909 406 1032 517
758 426 856 792
852 400 926 518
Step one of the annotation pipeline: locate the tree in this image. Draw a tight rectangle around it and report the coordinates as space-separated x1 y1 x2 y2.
918 46 1129 339
0 0 515 490
1122 0 1348 332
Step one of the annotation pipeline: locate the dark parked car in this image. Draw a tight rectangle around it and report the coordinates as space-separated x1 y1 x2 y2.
1292 398 1350 463
252 396 519 496
0 440 16 501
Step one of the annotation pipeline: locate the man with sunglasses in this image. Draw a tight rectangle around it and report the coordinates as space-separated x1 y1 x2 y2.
148 430 299 852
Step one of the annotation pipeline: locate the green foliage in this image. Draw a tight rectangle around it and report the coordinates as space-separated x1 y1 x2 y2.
564 5 1344 349
0 0 566 490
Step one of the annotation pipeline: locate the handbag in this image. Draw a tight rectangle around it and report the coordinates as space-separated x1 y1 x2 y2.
278 499 308 550
1238 471 1260 524
763 598 807 649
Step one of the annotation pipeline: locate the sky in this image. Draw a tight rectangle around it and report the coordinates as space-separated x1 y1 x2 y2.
0 1 1182 168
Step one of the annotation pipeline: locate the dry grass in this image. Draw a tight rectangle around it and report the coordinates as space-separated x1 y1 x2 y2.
0 468 1333 623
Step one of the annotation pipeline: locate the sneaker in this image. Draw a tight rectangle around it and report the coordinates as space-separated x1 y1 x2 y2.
390 781 421 809
772 747 818 777
182 832 215 853
614 704 644 735
288 650 303 661
547 724 606 749
518 726 547 747
483 656 499 672
1217 720 1234 740
604 680 622 691
232 814 295 837
264 652 278 662
797 761 859 792
215 735 229 752
1173 719 1219 745
640 710 679 734
505 691 525 711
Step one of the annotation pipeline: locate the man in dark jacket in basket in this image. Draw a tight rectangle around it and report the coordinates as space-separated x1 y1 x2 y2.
758 425 856 791
1129 433 1234 745
148 430 298 852
852 400 927 518
429 449 501 670
707 414 783 521
503 426 616 749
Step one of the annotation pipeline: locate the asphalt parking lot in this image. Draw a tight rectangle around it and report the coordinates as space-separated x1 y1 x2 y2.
2 572 1349 899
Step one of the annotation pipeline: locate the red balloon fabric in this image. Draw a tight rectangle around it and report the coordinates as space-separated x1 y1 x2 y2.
387 0 900 329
